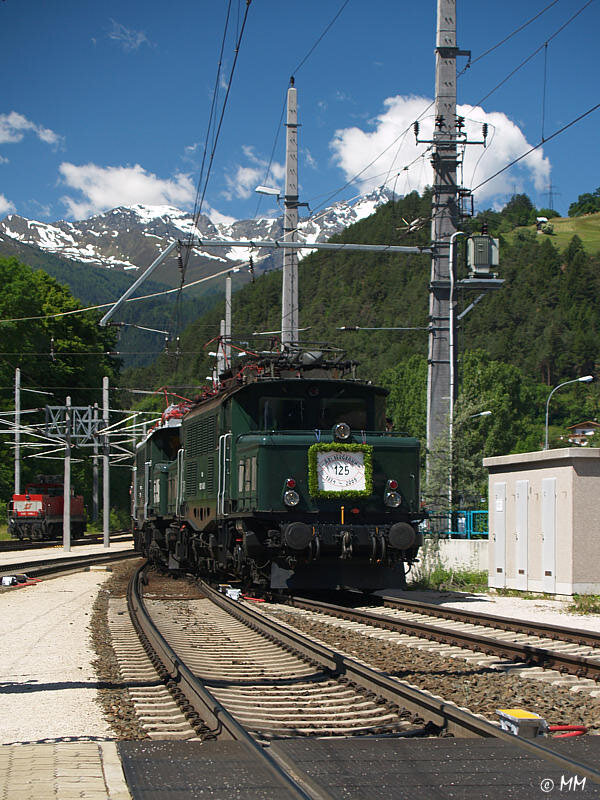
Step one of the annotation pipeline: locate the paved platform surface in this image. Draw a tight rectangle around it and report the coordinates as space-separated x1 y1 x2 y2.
1 734 598 798
115 738 600 800
0 742 130 800
0 538 134 571
271 737 600 799
118 741 302 799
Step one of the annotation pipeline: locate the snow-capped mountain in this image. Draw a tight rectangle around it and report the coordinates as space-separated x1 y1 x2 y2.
0 187 394 285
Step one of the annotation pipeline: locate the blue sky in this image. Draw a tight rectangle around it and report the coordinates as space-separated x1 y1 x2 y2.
0 0 597 224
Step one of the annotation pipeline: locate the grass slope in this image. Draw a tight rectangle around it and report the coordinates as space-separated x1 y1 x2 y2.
506 212 600 253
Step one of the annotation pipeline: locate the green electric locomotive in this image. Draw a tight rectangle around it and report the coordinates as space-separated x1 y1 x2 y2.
132 352 423 590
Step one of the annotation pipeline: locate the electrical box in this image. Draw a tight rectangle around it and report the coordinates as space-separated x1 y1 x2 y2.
497 709 548 738
467 235 499 277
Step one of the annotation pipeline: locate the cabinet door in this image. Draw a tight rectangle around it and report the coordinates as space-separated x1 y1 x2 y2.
515 480 529 590
491 482 506 588
542 478 556 593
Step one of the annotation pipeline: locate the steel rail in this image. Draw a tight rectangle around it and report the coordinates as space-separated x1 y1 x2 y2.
255 593 600 786
127 564 333 800
286 596 600 681
0 531 132 553
380 594 600 648
0 550 139 581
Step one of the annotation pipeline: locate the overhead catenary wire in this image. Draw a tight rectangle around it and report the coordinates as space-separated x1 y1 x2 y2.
460 0 562 73
465 0 594 113
305 0 592 218
471 100 600 194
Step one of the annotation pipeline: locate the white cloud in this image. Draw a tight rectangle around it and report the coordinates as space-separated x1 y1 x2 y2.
330 95 550 205
0 155 8 164
0 111 62 148
0 194 15 216
223 147 285 201
108 19 151 51
59 162 195 219
303 148 317 169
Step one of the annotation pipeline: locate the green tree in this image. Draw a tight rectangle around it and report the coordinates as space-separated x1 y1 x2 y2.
568 187 600 217
0 257 119 502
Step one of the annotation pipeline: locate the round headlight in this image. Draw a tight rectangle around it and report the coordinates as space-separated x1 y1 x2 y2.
283 489 300 507
333 422 351 441
384 491 402 508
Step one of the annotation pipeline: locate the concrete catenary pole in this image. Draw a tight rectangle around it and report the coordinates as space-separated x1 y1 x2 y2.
103 376 110 548
14 367 20 496
281 79 299 348
63 395 71 552
92 402 99 522
217 319 226 377
426 0 460 505
225 273 232 366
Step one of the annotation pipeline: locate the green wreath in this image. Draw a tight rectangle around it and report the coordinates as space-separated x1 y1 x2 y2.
308 442 373 499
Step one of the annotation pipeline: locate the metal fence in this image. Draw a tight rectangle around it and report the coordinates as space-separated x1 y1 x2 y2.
421 510 488 539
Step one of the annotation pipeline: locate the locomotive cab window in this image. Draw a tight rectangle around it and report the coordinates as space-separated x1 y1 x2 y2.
260 397 306 430
28 486 62 496
318 398 367 430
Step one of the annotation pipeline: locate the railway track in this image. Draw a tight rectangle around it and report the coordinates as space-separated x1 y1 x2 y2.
379 593 600 649
275 595 600 684
0 549 139 583
120 564 600 793
0 530 132 552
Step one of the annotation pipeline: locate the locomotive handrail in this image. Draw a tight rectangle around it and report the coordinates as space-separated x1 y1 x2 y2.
175 448 185 515
217 433 232 515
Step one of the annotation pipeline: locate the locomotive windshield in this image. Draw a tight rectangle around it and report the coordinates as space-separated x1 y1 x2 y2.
258 395 367 430
260 398 307 430
318 398 367 430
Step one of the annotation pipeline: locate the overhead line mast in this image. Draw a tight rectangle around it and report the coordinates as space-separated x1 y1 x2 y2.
426 0 461 467
281 78 299 348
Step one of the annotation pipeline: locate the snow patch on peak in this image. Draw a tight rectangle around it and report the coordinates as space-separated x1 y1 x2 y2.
128 203 190 223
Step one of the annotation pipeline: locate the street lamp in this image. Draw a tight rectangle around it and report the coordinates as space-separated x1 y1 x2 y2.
255 185 281 202
469 410 492 418
544 375 594 450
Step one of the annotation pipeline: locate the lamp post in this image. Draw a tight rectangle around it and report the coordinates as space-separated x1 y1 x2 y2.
544 376 594 450
469 410 492 419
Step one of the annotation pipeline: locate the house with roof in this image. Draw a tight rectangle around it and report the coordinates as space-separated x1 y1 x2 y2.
566 420 600 446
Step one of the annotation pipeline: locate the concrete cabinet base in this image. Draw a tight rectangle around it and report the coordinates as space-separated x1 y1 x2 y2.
484 448 600 595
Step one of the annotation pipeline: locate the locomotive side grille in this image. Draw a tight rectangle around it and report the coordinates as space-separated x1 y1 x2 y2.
186 422 201 458
200 416 216 453
206 456 215 491
186 416 216 457
185 461 198 499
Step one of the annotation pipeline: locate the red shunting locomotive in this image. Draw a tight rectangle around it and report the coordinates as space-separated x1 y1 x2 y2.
8 475 86 541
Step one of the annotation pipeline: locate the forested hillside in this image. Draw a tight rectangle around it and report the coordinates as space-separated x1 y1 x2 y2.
0 234 222 366
123 189 600 500
125 190 600 388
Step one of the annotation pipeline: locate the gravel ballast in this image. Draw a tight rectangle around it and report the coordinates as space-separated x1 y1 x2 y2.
262 604 600 735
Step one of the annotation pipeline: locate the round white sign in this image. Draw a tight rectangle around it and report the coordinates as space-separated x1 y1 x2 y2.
316 450 366 492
